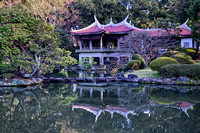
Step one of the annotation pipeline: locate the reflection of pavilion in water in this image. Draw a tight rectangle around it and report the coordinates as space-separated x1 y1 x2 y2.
72 83 195 122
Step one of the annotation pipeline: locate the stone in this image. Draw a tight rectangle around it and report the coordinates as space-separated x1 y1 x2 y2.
177 76 190 83
128 74 138 79
119 77 130 82
131 78 139 83
75 78 86 82
141 78 150 83
86 78 95 82
12 79 29 86
128 70 134 73
162 78 171 84
64 78 75 82
149 78 158 83
156 79 163 84
137 78 143 83
171 77 177 80
96 77 107 82
114 73 125 79
106 77 117 82
171 81 177 85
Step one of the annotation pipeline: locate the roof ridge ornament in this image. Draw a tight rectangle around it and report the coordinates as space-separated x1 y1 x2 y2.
179 18 191 31
124 14 129 22
94 15 103 29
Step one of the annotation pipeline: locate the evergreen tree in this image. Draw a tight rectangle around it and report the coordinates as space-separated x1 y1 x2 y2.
0 4 77 77
188 0 200 50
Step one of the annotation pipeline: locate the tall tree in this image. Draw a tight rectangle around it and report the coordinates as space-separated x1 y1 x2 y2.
168 0 190 24
188 0 200 51
0 4 77 77
73 0 128 27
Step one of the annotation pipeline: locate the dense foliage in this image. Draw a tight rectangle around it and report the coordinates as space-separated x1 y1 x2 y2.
132 54 146 69
0 5 76 77
182 48 199 59
124 60 141 71
160 64 200 78
172 52 196 64
188 0 200 51
149 57 179 72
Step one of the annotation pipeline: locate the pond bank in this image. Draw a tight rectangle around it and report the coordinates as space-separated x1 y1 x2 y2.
43 76 200 86
0 77 43 87
0 75 199 87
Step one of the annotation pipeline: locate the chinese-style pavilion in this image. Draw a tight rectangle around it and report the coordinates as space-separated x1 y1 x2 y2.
71 16 195 65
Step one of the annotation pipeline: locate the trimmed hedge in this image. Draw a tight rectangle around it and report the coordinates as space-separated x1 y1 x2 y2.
160 64 200 78
161 50 179 57
182 48 198 60
132 54 146 69
124 60 141 71
149 57 179 72
172 52 196 64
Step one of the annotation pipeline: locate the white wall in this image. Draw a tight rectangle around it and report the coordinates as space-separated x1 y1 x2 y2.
181 38 193 48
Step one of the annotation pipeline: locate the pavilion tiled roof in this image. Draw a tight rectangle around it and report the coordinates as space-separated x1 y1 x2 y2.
71 16 191 37
71 15 135 35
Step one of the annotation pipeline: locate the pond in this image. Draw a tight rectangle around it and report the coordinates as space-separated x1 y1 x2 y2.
0 83 200 133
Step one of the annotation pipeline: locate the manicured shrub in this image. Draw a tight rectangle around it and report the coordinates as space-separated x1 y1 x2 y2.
161 50 179 57
160 64 200 78
132 54 146 69
182 48 198 59
172 52 196 64
124 60 141 71
149 57 179 72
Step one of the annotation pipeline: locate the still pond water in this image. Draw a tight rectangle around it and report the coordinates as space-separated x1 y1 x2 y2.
0 83 200 133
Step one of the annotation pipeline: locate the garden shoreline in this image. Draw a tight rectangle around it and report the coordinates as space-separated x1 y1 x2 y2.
0 75 200 87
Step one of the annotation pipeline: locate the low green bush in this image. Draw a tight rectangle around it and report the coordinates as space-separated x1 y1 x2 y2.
160 64 200 78
149 57 179 72
161 50 179 57
124 60 141 71
132 54 146 69
172 52 196 64
182 48 198 60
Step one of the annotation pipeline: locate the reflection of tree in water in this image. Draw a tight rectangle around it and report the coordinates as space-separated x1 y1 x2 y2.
0 84 78 133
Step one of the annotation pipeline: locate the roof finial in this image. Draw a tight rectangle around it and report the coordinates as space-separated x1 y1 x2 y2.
94 15 98 22
184 18 189 25
93 15 103 29
110 17 112 23
124 14 129 22
179 18 191 31
129 20 131 25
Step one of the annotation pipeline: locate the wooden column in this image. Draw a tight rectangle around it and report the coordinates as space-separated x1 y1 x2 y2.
100 36 103 49
79 39 82 50
107 40 109 49
89 39 92 50
117 38 120 49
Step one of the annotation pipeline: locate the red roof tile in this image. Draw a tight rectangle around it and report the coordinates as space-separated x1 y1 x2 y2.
71 24 104 35
104 25 133 33
71 16 191 37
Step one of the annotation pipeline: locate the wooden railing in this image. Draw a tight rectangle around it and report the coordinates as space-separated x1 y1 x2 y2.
76 48 124 53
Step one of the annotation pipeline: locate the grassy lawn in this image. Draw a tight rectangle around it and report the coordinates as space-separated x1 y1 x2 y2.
125 68 161 78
